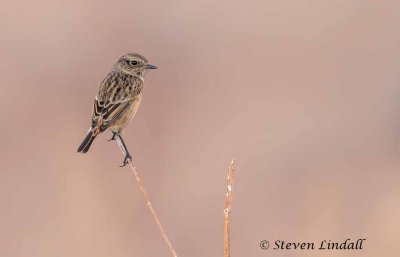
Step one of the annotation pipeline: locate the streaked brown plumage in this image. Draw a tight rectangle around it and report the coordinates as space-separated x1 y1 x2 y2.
77 53 156 166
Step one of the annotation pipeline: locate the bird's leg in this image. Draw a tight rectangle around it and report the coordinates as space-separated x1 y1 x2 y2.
108 132 118 141
116 134 132 167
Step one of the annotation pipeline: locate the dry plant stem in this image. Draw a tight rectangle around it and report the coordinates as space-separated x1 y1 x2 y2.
116 138 178 257
224 159 235 257
129 164 178 257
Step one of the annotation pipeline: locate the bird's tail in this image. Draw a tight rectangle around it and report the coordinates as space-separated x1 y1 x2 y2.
77 128 98 153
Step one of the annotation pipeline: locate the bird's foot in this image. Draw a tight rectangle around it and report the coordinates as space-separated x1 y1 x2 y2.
108 132 117 141
120 154 133 167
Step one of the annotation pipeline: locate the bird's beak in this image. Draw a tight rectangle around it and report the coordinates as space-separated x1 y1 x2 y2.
145 64 157 69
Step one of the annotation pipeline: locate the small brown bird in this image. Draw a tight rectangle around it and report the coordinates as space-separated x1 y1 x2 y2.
77 53 156 166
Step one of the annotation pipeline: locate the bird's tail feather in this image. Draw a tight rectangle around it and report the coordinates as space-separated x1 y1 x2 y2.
77 129 98 153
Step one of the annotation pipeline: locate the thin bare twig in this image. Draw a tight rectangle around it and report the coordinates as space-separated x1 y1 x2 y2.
224 159 235 257
116 138 178 257
129 164 178 257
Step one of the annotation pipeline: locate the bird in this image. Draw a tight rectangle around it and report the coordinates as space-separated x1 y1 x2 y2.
77 53 157 166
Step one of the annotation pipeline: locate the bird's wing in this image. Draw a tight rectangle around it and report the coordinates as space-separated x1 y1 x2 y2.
91 72 143 132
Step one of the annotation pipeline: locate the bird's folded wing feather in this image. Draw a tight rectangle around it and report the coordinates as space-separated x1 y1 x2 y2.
91 72 143 132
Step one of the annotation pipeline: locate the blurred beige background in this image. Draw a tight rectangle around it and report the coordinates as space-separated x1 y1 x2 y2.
1 0 400 256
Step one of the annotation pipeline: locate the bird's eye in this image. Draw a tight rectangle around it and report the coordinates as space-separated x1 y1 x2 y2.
130 60 138 66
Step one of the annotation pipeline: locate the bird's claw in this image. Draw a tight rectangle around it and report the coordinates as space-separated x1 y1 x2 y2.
119 154 133 167
108 132 117 141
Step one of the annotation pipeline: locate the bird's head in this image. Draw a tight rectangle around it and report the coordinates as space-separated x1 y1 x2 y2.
114 53 157 77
